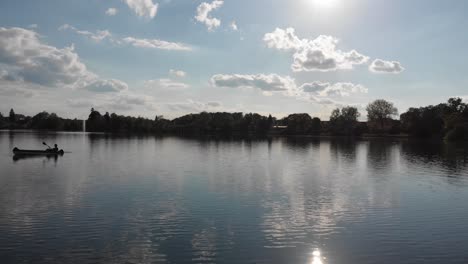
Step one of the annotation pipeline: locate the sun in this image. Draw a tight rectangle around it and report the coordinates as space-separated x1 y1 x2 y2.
312 0 338 9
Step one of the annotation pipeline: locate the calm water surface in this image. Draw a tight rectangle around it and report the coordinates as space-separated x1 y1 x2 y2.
1 131 468 264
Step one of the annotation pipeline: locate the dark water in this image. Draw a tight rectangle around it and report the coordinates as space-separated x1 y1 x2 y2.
1 131 468 264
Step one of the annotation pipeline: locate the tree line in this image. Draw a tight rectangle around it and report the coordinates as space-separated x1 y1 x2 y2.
1 98 467 141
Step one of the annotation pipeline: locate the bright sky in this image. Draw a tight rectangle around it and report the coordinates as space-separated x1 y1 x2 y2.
0 0 467 120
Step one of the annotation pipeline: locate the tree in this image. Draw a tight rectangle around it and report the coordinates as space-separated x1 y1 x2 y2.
267 114 273 128
311 117 321 135
87 108 104 131
366 99 398 130
329 106 360 135
341 106 360 122
9 108 16 124
285 113 313 135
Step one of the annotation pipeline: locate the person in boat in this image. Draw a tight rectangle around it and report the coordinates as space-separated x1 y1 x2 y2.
48 144 59 152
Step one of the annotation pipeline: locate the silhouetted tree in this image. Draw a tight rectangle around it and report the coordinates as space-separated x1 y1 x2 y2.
0 112 4 128
311 117 321 135
87 108 104 131
3 97 465 139
400 98 468 140
9 108 16 124
366 99 398 131
285 113 313 135
267 114 273 128
329 106 360 135
401 106 444 137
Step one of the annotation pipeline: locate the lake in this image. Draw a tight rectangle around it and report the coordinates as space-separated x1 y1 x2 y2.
1 131 468 264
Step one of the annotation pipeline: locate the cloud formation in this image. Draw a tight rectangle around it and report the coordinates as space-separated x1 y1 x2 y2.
195 1 223 31
58 24 192 51
230 21 238 31
0 82 36 98
84 79 128 93
264 28 369 72
369 59 404 74
0 27 126 92
59 24 111 42
165 99 222 112
211 73 367 105
299 81 368 97
68 92 155 111
145 78 189 89
122 37 192 51
105 8 118 16
169 69 186 78
124 0 158 19
211 74 297 95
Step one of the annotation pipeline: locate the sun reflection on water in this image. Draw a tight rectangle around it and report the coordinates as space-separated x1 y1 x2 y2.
311 249 325 264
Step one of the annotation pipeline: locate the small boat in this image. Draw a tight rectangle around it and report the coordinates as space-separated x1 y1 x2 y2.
12 147 64 155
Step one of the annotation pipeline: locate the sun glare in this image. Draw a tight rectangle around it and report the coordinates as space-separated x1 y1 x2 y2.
312 0 338 9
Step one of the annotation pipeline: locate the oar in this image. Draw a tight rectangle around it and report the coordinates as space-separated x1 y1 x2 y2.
42 142 51 149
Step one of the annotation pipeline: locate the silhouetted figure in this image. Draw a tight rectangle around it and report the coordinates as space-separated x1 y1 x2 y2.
47 144 58 152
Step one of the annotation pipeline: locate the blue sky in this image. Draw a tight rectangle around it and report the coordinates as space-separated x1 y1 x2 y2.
0 0 467 119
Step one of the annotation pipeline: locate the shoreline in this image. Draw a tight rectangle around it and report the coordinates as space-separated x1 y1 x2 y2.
0 129 447 141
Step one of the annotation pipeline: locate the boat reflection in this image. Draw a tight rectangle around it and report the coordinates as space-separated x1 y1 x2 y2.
13 153 61 162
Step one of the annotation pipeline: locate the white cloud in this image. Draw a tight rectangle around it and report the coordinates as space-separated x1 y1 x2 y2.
0 27 127 93
211 74 297 95
211 73 368 106
124 0 158 19
122 37 192 51
58 24 192 51
264 28 369 72
299 81 368 97
111 93 153 106
105 8 118 16
195 1 223 31
68 92 155 112
145 78 189 89
59 24 111 42
67 98 93 108
369 59 404 74
264 27 303 51
0 81 36 98
230 21 238 31
165 99 222 112
169 69 186 78
28 24 38 29
84 79 128 93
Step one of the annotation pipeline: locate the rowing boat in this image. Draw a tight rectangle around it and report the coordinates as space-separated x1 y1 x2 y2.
12 147 64 155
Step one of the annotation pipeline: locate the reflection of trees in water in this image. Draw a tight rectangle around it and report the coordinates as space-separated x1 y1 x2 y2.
329 138 357 164
401 140 468 181
366 140 400 173
282 137 320 157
